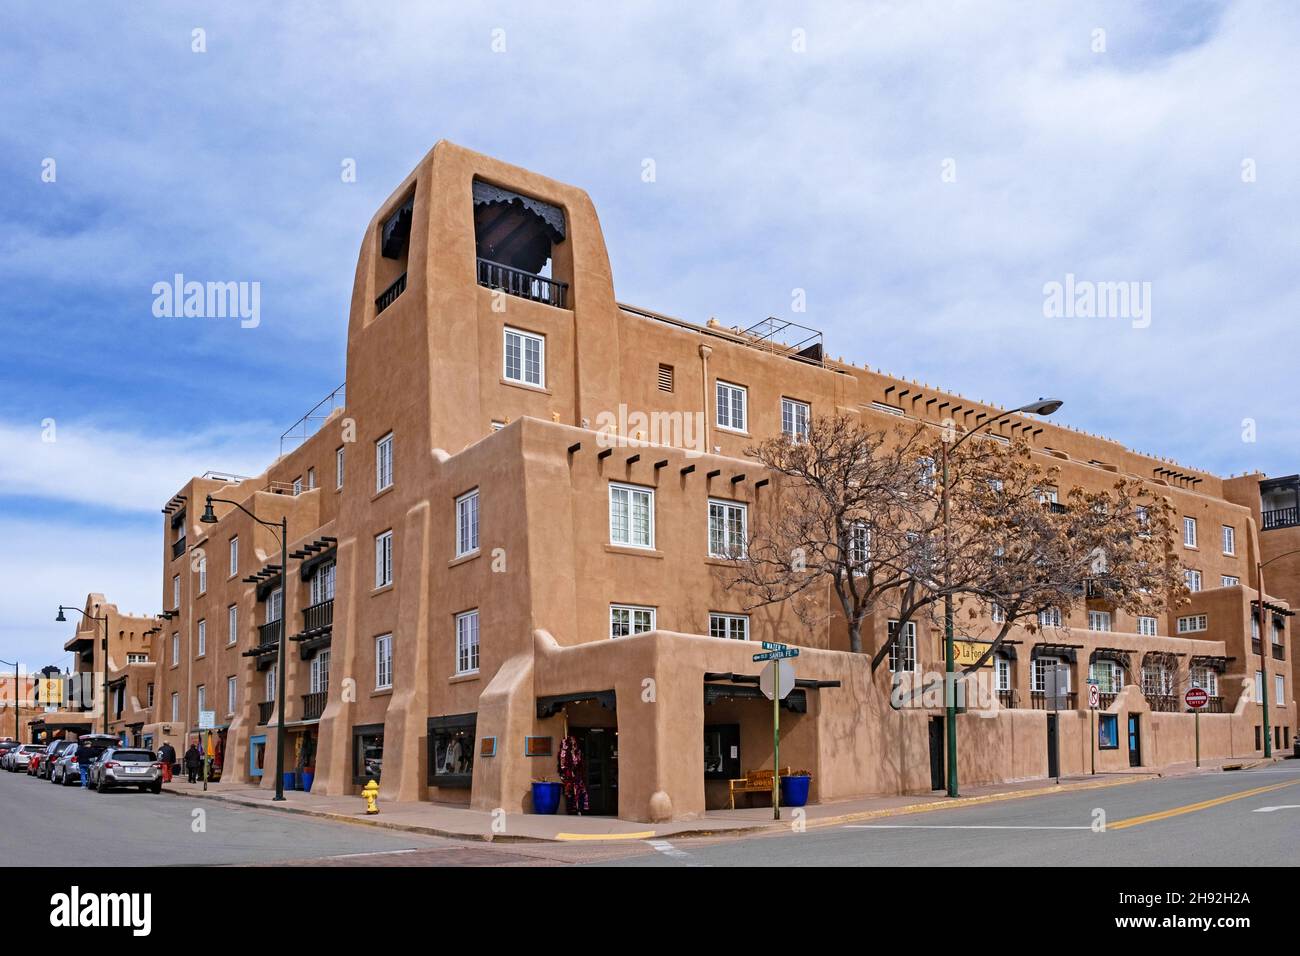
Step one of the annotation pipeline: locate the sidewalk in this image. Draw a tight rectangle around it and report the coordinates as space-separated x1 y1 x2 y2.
160 755 1281 843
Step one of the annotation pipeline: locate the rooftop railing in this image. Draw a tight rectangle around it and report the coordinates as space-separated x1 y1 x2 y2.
476 258 568 309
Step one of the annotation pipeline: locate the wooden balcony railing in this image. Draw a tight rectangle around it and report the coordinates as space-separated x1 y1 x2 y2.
1145 694 1180 712
257 700 275 725
258 620 282 647
302 599 333 633
1262 506 1299 530
476 258 568 309
301 690 327 721
1098 692 1118 710
1201 696 1225 713
996 689 1018 709
375 272 407 314
1252 638 1263 656
1031 691 1077 710
171 537 186 560
1273 643 1286 661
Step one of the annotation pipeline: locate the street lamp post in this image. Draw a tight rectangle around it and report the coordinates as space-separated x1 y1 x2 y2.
939 398 1062 798
202 494 290 800
1254 547 1300 759
0 658 18 739
55 605 110 736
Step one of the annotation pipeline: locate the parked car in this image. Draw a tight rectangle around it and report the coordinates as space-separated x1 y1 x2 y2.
26 751 42 775
89 748 162 794
4 744 44 771
37 739 73 779
52 735 118 786
0 740 21 767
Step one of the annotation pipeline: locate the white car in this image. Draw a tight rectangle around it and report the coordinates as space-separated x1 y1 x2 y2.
3 744 43 772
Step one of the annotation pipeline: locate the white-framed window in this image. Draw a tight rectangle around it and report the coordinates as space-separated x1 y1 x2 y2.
1039 607 1063 629
336 446 345 489
227 676 237 715
1254 670 1264 703
196 684 206 716
709 613 749 641
456 489 480 557
1275 674 1285 706
708 499 747 559
1137 615 1158 637
171 633 179 666
307 467 316 490
229 536 238 575
1184 569 1202 592
1088 610 1112 632
227 604 238 645
375 634 393 690
310 650 330 695
455 610 480 675
292 476 303 496
266 587 283 624
196 619 206 657
610 605 655 638
197 552 207 593
1252 614 1261 640
376 432 394 492
126 653 148 664
781 397 810 441
1190 666 1218 697
1135 505 1151 537
918 457 938 490
170 692 179 722
1222 525 1235 555
265 665 276 702
146 684 154 709
1222 575 1239 588
995 655 1012 691
310 560 336 606
375 530 393 587
1032 656 1069 693
1183 516 1197 548
1272 617 1284 645
172 574 180 609
1177 614 1208 634
609 483 654 549
887 620 916 673
503 327 545 387
1141 661 1173 697
849 522 871 571
715 380 747 432
871 401 904 417
990 602 1006 624
1089 660 1124 694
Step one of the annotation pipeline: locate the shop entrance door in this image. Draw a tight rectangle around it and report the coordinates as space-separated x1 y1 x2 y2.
928 717 945 791
576 727 619 816
1127 714 1142 767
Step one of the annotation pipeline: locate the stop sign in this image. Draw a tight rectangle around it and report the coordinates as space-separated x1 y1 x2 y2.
1185 687 1209 710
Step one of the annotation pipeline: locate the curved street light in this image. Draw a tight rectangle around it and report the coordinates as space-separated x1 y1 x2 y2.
55 605 110 737
939 398 1064 797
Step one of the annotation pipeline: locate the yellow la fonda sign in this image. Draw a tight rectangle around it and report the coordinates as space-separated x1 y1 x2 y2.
39 678 64 705
953 641 993 667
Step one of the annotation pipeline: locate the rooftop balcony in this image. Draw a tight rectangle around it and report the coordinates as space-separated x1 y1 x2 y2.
476 258 568 309
1262 506 1299 531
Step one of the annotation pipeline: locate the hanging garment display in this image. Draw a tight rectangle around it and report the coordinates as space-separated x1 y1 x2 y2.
558 734 588 814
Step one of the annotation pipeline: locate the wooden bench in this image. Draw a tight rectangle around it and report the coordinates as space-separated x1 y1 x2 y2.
728 767 792 810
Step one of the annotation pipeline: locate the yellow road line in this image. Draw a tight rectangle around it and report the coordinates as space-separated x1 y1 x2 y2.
1108 780 1298 831
555 830 657 841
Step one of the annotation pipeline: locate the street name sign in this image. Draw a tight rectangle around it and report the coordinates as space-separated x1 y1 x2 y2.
753 648 800 662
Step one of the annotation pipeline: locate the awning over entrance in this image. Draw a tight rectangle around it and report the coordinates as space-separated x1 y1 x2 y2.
704 682 808 713
536 690 615 719
1031 643 1081 663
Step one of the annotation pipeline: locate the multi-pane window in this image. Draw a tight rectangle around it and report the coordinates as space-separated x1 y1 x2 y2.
609 483 654 549
375 530 393 587
715 381 747 432
197 619 206 657
311 561 336 605
311 650 330 694
1039 607 1063 628
887 620 916 673
1254 670 1264 703
265 666 277 702
990 602 1006 624
1137 615 1158 637
610 605 655 638
226 536 237 577
849 522 871 571
781 398 810 441
307 467 316 490
1189 666 1218 697
1088 610 1112 632
1141 662 1173 697
146 684 154 709
292 477 303 495
227 676 237 715
376 432 394 492
1177 614 1208 634
172 575 180 609
127 653 148 664
918 457 938 491
336 446 345 489
197 552 207 593
1183 516 1197 548
503 327 544 387
196 685 206 717
456 489 480 557
1089 660 1123 694
455 610 480 675
266 587 283 624
709 613 749 641
1273 617 1285 645
171 633 179 666
1222 575 1239 588
1251 614 1261 640
1184 569 1202 592
995 656 1012 691
1032 657 1069 693
1222 525 1235 555
708 499 747 559
170 692 179 721
1275 675 1285 706
375 635 393 690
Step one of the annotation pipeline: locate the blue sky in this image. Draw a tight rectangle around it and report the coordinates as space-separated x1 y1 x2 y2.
2 0 1297 670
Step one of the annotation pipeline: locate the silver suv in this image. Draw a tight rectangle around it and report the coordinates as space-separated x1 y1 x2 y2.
37 739 72 779
89 748 162 794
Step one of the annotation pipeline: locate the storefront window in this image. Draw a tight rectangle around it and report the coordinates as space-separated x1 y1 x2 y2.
352 724 384 784
1098 714 1119 750
428 714 476 788
704 724 740 780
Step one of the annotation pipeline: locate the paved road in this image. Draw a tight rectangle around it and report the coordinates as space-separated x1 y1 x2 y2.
600 763 1300 866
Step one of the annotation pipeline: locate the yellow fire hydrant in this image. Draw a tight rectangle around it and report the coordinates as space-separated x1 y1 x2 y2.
362 779 379 815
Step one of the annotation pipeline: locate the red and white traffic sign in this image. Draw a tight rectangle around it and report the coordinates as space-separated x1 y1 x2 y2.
1087 683 1100 709
1185 687 1209 710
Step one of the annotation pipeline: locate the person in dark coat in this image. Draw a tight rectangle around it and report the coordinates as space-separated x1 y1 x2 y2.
158 742 176 783
184 745 202 784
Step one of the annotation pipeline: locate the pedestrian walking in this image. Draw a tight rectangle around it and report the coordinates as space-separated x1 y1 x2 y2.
158 742 175 783
184 744 201 784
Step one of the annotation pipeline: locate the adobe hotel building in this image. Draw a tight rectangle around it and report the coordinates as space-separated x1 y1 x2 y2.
28 141 1298 822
